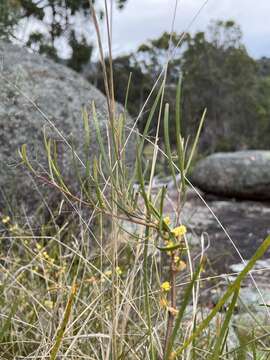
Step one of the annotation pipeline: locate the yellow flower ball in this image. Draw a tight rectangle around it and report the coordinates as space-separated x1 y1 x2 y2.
161 281 171 292
163 216 171 225
171 225 187 237
166 240 175 249
2 216 10 224
116 266 123 276
9 223 18 232
36 243 42 250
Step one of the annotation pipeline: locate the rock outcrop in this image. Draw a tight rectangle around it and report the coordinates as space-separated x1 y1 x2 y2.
0 41 136 214
190 151 270 200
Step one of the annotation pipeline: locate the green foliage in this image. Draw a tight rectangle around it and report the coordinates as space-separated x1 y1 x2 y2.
1 81 270 358
90 20 270 154
0 0 127 70
255 76 270 145
88 54 153 129
0 0 20 38
181 20 259 152
1 8 270 357
67 30 93 72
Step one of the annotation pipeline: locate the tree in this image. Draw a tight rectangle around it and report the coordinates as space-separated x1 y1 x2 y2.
87 54 153 131
92 21 270 153
121 32 182 138
0 0 20 38
181 20 259 152
254 76 270 147
0 0 128 71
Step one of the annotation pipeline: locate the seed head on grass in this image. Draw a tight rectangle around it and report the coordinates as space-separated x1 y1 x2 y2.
160 297 168 308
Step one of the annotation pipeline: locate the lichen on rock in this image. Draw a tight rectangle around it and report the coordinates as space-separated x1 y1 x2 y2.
0 41 136 215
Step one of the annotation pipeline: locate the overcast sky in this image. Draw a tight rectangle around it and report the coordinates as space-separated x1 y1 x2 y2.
108 0 270 59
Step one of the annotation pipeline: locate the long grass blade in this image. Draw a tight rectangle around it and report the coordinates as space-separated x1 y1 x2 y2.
165 259 205 359
164 103 177 188
50 283 77 360
175 75 186 193
186 108 207 171
210 285 240 359
173 234 270 358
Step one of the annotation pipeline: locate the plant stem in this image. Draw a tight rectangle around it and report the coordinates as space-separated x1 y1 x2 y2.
164 252 177 356
143 221 155 359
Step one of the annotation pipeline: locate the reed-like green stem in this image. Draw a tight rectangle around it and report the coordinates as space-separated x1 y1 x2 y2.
143 221 155 359
163 252 177 355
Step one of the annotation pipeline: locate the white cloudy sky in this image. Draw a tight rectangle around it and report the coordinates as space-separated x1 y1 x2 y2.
108 0 270 58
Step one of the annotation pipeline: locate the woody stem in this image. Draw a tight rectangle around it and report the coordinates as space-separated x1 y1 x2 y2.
164 252 177 356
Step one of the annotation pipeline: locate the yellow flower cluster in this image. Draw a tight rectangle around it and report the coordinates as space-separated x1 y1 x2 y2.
1 214 21 234
2 216 10 224
101 267 123 282
160 281 171 292
9 224 19 232
171 225 187 237
162 216 187 237
163 216 171 225
115 266 123 276
36 243 55 266
166 240 175 249
162 217 187 254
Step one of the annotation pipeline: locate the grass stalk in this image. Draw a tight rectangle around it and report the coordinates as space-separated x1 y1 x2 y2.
49 283 77 360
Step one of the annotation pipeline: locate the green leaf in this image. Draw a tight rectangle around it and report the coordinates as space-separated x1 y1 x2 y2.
50 283 77 360
210 285 240 359
175 75 186 193
164 103 177 188
165 259 205 359
173 234 270 357
186 108 207 172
